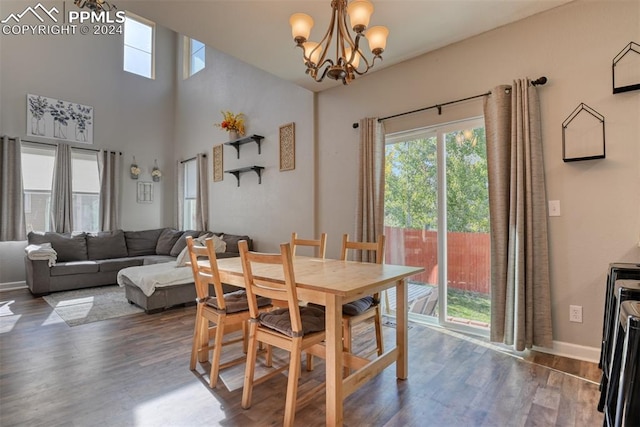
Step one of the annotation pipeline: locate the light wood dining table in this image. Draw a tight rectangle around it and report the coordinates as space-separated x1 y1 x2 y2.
211 255 424 426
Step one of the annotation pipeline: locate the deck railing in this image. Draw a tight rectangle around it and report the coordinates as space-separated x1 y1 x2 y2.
384 226 490 294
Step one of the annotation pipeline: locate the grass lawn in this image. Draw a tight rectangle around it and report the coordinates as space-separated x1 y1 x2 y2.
446 288 491 324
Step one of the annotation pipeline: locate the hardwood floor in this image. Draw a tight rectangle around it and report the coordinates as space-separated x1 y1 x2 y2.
1 288 604 427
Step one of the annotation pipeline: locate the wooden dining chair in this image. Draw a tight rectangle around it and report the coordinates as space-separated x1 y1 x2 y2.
291 232 327 258
239 240 326 427
186 236 271 389
340 234 386 369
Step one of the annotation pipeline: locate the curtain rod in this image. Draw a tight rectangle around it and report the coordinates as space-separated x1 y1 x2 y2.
7 136 122 155
352 76 548 129
180 154 207 164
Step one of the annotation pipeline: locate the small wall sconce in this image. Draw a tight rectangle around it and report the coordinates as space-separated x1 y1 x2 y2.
151 159 161 182
130 156 140 179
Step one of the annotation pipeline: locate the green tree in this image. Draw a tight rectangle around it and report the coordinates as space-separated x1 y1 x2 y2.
384 126 489 233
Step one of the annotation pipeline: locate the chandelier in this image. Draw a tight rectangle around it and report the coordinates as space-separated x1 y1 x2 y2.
289 0 389 85
74 0 117 12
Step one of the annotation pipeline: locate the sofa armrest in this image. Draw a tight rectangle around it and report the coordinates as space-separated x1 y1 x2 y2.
25 257 51 296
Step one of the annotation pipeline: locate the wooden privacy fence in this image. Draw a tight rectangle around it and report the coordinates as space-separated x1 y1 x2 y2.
384 226 490 295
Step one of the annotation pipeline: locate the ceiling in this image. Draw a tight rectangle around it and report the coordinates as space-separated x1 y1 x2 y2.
118 0 573 92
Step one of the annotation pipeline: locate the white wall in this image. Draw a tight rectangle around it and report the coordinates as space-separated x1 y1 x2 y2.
173 39 315 252
316 0 640 350
0 2 176 283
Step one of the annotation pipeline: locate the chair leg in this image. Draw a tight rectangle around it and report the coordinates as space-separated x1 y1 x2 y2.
190 304 203 370
374 307 384 356
283 339 303 427
242 323 259 410
242 320 248 354
306 352 314 371
198 315 210 363
208 314 225 388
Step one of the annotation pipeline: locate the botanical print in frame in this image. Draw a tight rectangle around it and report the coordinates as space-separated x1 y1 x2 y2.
279 122 295 171
213 144 223 182
26 94 94 144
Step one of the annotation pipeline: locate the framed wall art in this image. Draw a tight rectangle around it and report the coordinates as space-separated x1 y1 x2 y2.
26 94 94 144
213 144 223 182
279 122 295 171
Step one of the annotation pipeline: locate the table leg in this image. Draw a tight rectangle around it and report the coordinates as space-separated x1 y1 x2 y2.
396 278 408 380
325 293 343 427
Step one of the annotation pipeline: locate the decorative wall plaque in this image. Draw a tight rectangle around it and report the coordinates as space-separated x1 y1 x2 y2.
279 122 295 171
213 144 223 182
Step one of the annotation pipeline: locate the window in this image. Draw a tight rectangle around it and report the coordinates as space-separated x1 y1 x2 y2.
21 145 100 233
384 117 491 334
22 144 55 233
185 37 205 77
182 159 197 230
123 12 155 79
71 150 100 232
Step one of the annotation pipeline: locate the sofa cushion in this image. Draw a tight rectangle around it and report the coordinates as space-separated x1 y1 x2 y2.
156 228 183 255
169 230 201 257
96 257 144 273
221 234 252 254
125 229 164 256
50 261 99 276
28 231 88 262
86 230 128 260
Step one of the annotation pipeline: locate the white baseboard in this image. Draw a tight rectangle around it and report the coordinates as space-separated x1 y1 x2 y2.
533 341 600 364
0 281 27 292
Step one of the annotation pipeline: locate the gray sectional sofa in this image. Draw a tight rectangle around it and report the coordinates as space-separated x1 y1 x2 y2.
25 228 252 312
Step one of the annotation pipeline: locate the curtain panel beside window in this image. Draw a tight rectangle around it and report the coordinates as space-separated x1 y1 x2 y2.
0 136 26 241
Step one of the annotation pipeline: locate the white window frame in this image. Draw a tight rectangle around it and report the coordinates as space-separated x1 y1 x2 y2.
123 11 156 79
184 36 205 78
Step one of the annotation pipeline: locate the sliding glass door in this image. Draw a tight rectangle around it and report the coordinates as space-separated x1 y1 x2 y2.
383 118 490 334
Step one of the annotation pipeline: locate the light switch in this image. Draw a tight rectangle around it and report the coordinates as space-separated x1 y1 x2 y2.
548 200 561 217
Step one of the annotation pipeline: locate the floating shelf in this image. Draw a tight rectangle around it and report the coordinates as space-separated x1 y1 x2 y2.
224 166 264 187
224 134 264 159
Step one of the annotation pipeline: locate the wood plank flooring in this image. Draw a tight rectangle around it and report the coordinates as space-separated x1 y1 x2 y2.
0 288 604 427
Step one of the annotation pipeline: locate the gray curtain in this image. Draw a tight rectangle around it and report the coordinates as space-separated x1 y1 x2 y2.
0 136 26 241
176 160 185 230
483 79 553 351
355 117 385 262
98 150 121 231
195 153 208 231
50 143 73 233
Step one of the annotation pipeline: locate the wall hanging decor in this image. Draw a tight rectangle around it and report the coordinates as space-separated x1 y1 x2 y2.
213 144 223 182
130 157 140 179
612 41 640 94
562 102 605 162
137 182 153 203
152 159 161 182
279 122 295 171
26 94 93 144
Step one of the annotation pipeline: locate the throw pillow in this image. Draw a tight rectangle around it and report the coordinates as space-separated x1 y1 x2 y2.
211 234 227 254
155 228 183 255
175 234 209 267
169 230 201 257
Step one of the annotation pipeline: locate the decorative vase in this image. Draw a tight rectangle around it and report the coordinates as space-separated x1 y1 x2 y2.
229 130 238 141
130 157 140 180
152 159 161 182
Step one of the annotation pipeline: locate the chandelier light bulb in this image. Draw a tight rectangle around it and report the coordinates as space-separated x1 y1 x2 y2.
303 41 323 66
290 13 314 43
347 0 374 33
345 47 361 69
366 25 388 55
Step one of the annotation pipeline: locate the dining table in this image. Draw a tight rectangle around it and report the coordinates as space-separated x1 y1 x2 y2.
211 255 424 426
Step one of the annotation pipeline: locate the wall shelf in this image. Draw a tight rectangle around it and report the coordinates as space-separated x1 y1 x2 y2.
225 166 264 187
224 134 264 159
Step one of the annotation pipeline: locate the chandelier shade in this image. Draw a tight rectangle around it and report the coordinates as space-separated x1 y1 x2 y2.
74 0 117 12
289 0 389 85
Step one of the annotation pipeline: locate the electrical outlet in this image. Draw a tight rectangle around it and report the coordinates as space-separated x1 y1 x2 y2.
569 305 583 323
548 200 561 217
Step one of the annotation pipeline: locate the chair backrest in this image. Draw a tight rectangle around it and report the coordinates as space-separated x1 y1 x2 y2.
239 240 303 335
340 234 385 264
186 236 226 310
290 232 327 258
